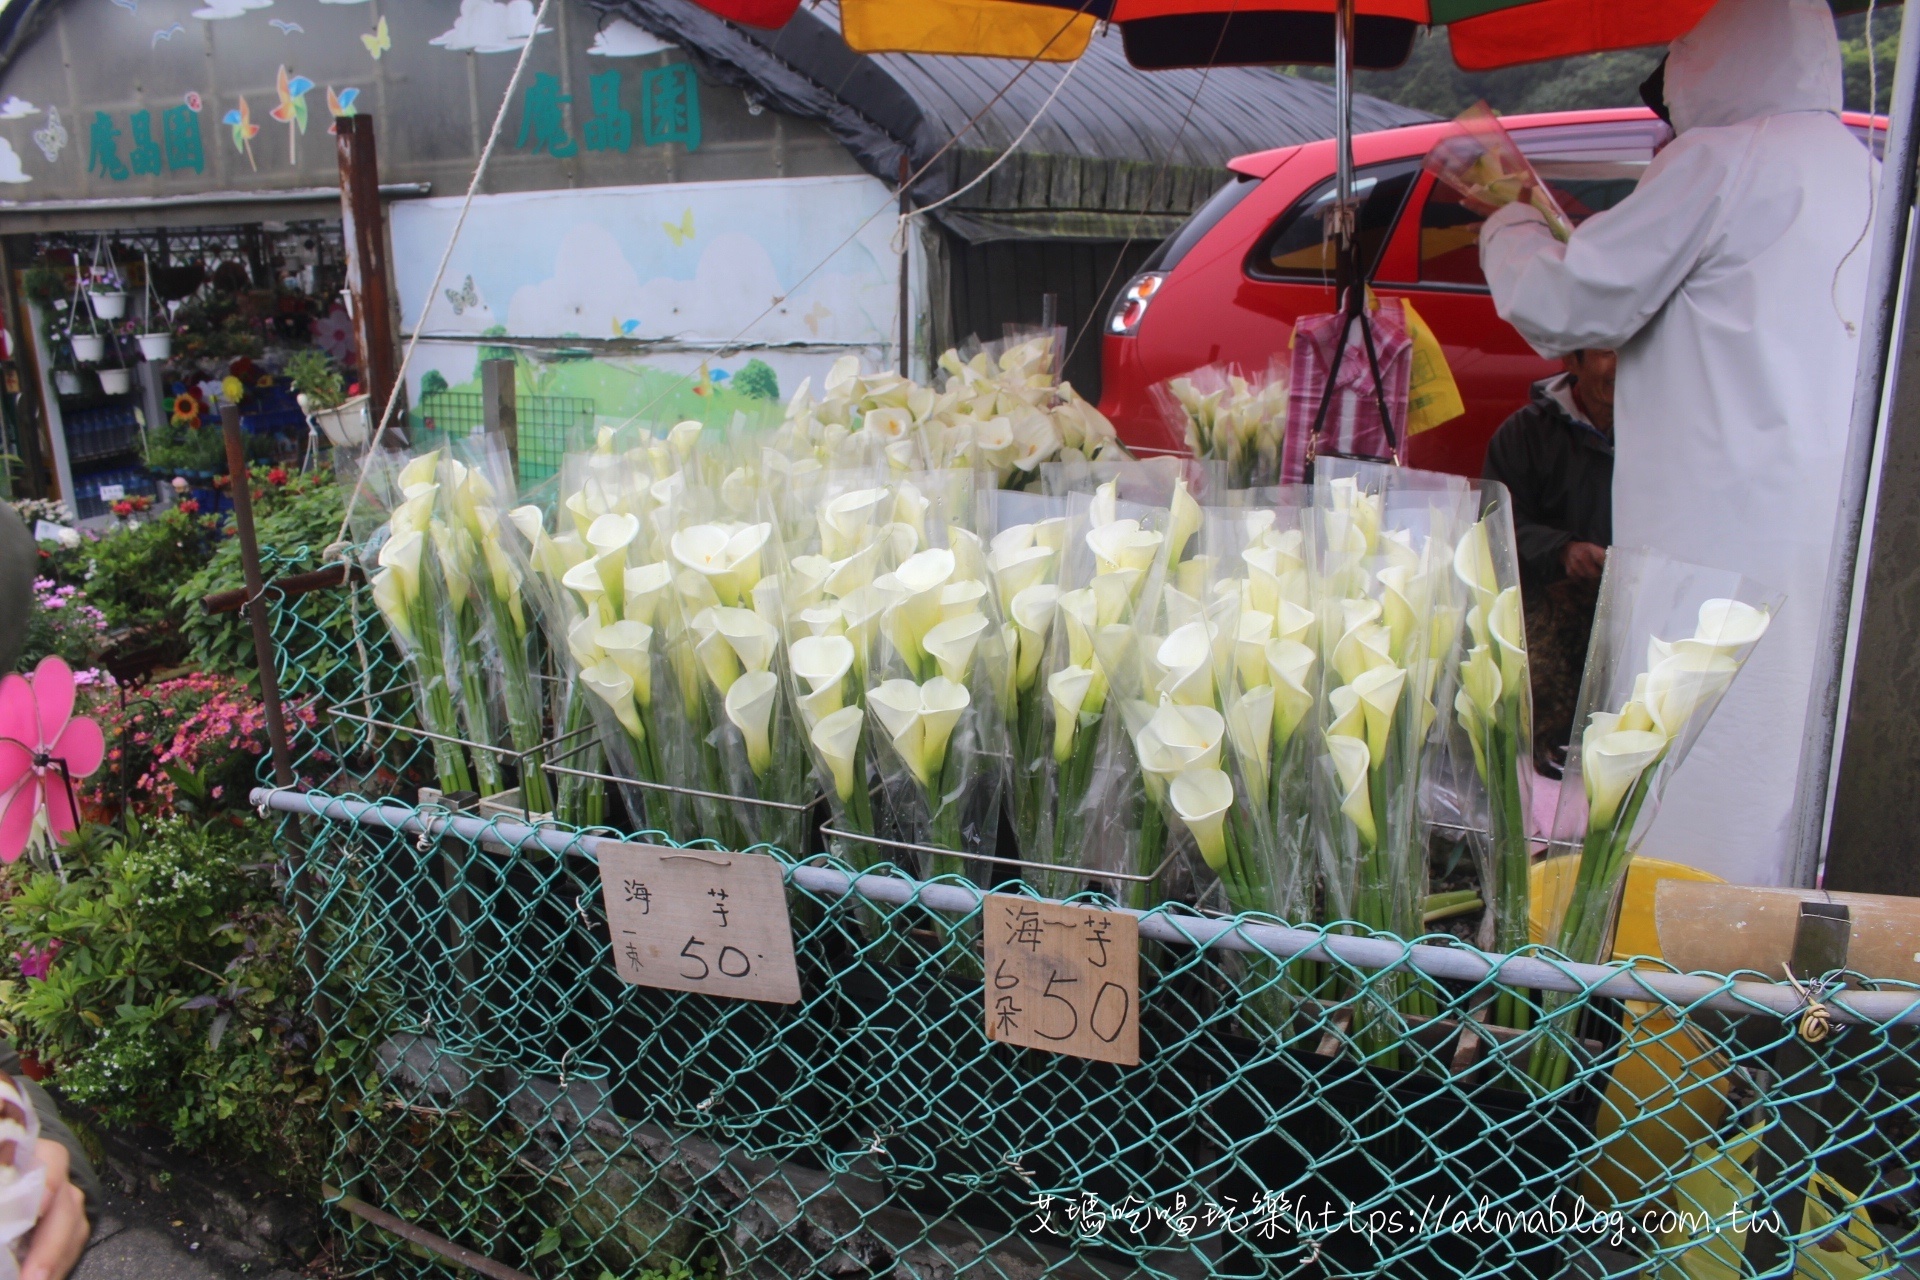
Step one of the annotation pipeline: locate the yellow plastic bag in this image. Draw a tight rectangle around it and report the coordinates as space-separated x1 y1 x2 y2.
1653 1127 1888 1280
1401 296 1464 436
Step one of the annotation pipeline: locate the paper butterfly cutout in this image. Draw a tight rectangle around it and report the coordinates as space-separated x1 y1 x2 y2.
362 16 391 60
444 276 479 316
662 208 694 246
31 107 65 164
0 657 105 864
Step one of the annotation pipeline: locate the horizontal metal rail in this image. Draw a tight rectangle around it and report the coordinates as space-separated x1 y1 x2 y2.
253 787 1920 1027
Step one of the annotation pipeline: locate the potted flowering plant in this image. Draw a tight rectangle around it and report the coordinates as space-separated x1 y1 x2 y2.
286 348 367 447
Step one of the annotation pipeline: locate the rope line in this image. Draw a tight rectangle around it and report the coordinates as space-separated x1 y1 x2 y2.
332 0 557 549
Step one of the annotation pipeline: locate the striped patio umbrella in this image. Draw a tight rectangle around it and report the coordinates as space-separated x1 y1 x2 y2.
686 0 1887 70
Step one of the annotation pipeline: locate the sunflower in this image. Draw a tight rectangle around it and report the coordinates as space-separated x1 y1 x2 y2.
171 394 201 428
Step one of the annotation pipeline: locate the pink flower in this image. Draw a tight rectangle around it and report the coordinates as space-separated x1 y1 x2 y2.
0 657 107 861
17 941 59 982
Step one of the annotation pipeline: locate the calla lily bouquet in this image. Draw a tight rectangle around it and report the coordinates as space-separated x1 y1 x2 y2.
779 334 1124 489
364 449 504 799
1154 362 1290 491
1530 551 1778 1089
1448 490 1534 1030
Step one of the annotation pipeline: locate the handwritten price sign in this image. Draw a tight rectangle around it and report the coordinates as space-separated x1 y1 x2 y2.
595 842 800 1004
983 895 1139 1065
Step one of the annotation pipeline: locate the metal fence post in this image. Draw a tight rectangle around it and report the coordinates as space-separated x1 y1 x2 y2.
1791 0 1920 888
220 404 295 787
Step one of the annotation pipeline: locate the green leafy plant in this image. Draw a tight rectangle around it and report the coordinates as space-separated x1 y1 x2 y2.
285 348 346 412
0 817 328 1182
174 466 346 681
75 504 224 632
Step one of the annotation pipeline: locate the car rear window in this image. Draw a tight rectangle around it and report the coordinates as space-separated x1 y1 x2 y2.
1416 119 1668 288
1245 159 1421 283
1142 173 1260 274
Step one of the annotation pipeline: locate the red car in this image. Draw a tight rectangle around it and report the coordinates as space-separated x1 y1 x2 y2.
1100 106 1882 478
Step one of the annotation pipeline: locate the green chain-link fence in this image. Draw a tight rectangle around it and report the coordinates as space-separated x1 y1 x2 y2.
257 548 1920 1280
409 390 596 488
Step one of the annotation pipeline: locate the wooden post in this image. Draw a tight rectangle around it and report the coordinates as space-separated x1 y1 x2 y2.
481 358 517 476
220 403 295 789
336 116 403 447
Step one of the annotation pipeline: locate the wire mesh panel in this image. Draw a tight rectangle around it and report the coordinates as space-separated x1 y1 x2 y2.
262 564 1920 1280
409 389 595 486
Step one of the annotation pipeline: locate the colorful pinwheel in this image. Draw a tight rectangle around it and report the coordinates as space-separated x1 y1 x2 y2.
326 86 360 135
271 65 315 163
222 96 259 170
0 658 105 864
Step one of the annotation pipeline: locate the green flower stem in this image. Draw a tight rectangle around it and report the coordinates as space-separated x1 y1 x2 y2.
1480 693 1532 1032
554 684 597 828
1527 766 1657 1091
927 746 981 980
450 608 504 797
480 589 551 815
1044 713 1102 899
404 593 473 796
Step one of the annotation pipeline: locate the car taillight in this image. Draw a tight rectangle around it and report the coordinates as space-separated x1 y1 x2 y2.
1108 272 1166 337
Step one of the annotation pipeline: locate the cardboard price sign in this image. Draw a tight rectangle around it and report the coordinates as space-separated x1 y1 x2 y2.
595 842 800 1004
983 895 1139 1065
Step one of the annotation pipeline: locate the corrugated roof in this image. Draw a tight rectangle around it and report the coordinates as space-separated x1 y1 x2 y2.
591 0 1434 238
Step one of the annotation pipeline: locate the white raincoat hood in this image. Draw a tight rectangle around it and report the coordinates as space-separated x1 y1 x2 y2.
1665 0 1843 134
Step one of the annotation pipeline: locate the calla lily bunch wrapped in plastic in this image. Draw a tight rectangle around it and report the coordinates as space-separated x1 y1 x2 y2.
779 334 1123 487
1448 488 1533 1030
1154 362 1290 490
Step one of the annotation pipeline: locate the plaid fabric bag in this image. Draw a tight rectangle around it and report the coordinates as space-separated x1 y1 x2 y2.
1280 297 1413 483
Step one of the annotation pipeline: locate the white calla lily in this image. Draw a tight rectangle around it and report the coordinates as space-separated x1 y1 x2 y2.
710 606 779 673
1692 598 1771 652
725 670 780 777
1048 665 1096 762
1010 584 1061 691
1227 684 1275 791
378 529 426 608
370 567 414 644
811 706 866 802
1267 638 1316 747
597 620 655 708
623 562 672 627
1155 620 1216 706
988 542 1054 615
1169 768 1235 871
1349 664 1407 768
924 612 990 685
1326 734 1377 847
1582 726 1668 830
581 659 644 742
869 677 971 786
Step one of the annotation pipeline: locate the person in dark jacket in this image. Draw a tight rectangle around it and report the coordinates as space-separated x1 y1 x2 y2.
1482 348 1615 774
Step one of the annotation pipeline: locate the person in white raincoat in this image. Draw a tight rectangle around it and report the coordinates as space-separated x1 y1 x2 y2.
1479 0 1872 887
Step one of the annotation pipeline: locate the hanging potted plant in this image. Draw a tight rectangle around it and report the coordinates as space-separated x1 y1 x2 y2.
287 348 367 447
136 253 171 362
97 326 132 396
87 256 128 321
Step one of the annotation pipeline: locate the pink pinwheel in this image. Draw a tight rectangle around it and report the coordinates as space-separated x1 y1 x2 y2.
0 657 106 862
